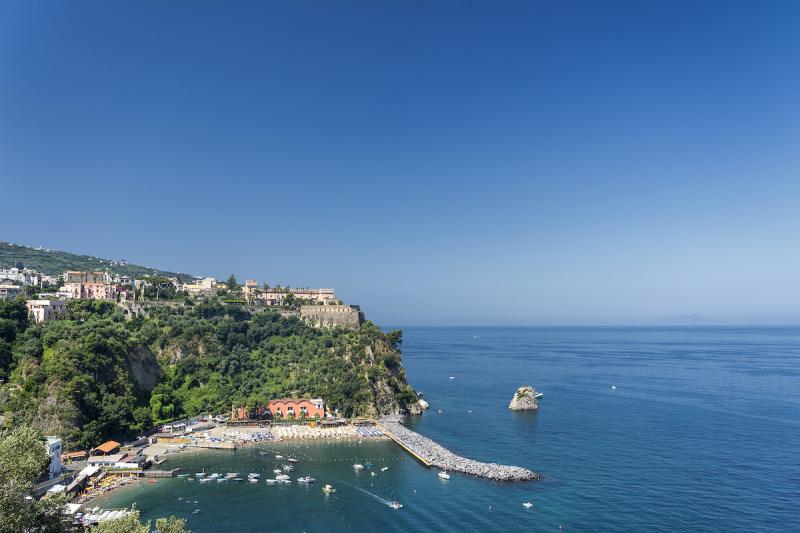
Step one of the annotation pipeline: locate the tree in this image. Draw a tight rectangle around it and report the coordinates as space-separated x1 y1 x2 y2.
156 516 189 533
226 274 239 290
0 426 67 533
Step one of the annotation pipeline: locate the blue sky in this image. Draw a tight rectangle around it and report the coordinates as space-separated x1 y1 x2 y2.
1 1 799 325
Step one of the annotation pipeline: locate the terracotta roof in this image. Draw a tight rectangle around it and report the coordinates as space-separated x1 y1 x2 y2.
93 440 120 454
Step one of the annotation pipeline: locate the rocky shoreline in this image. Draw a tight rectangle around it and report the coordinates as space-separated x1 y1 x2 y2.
379 416 539 482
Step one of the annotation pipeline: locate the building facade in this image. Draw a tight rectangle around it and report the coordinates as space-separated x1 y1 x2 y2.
267 398 325 419
45 436 62 477
26 299 67 323
61 271 117 300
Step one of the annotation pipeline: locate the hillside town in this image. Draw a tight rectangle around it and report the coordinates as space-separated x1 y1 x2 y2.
0 266 364 329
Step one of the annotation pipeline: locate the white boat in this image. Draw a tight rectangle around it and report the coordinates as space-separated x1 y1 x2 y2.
381 467 389 472
353 464 364 470
248 478 258 483
438 471 450 480
275 455 283 459
534 392 543 399
322 484 336 494
523 502 533 509
287 458 298 463
276 474 290 481
449 376 455 380
208 473 220 479
370 472 376 477
225 472 239 478
282 465 294 472
248 473 260 478
195 472 206 477
388 501 403 509
297 476 315 483
273 469 282 474
265 479 277 484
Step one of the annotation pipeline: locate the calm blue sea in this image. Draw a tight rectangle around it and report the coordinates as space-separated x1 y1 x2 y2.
103 327 800 532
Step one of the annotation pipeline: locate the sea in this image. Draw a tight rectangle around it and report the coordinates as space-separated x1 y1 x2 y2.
102 326 800 532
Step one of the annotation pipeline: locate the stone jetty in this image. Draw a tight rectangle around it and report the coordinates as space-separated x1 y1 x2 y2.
379 416 539 482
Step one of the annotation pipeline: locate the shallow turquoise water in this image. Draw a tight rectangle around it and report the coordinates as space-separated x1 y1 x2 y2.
103 327 800 531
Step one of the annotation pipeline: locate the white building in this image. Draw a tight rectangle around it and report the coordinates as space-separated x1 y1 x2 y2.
45 436 62 477
26 299 66 323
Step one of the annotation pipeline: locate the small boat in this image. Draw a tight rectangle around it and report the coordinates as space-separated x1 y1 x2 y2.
381 467 389 472
233 477 245 482
287 458 298 463
370 472 376 477
438 471 450 480
248 478 258 483
276 474 290 481
208 473 220 479
265 479 277 484
273 469 282 474
193 509 200 514
388 501 403 509
225 472 239 479
611 385 617 390
353 464 364 470
534 392 543 399
322 484 336 494
523 502 533 509
282 465 294 472
187 478 194 481
195 472 206 477
297 476 315 483
248 473 260 478
449 376 455 380
275 455 283 459
177 473 189 478
216 478 227 483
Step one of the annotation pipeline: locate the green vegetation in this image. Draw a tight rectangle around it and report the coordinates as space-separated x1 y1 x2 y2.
94 507 189 533
0 242 193 280
0 426 67 533
0 297 417 451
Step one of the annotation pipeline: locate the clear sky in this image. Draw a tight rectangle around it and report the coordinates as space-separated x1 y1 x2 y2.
1 1 799 325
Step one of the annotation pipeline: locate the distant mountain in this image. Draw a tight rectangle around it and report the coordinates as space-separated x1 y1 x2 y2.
0 241 195 281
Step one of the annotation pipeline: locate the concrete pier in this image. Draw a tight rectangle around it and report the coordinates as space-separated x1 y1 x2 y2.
379 417 539 482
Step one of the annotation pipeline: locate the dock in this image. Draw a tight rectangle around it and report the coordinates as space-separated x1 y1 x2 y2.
379 416 539 482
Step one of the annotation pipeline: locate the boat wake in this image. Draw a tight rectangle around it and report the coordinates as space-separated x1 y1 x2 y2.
339 481 395 507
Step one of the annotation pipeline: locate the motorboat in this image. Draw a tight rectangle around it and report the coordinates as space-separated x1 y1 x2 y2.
195 472 206 477
273 469 282 475
297 476 315 483
388 501 403 509
287 458 298 463
275 455 283 459
282 465 294 472
276 474 290 481
208 473 220 479
534 392 543 399
438 471 450 480
381 467 389 472
248 473 260 479
322 484 336 494
523 502 533 509
225 472 239 479
353 464 364 470
370 472 376 477
248 478 258 483
265 479 277 484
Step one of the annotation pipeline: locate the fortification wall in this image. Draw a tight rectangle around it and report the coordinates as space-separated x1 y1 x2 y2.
300 305 364 329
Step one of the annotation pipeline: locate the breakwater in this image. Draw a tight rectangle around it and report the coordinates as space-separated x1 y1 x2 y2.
379 417 539 481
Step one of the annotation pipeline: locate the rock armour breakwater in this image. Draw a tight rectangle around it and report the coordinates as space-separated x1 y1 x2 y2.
379 417 539 482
